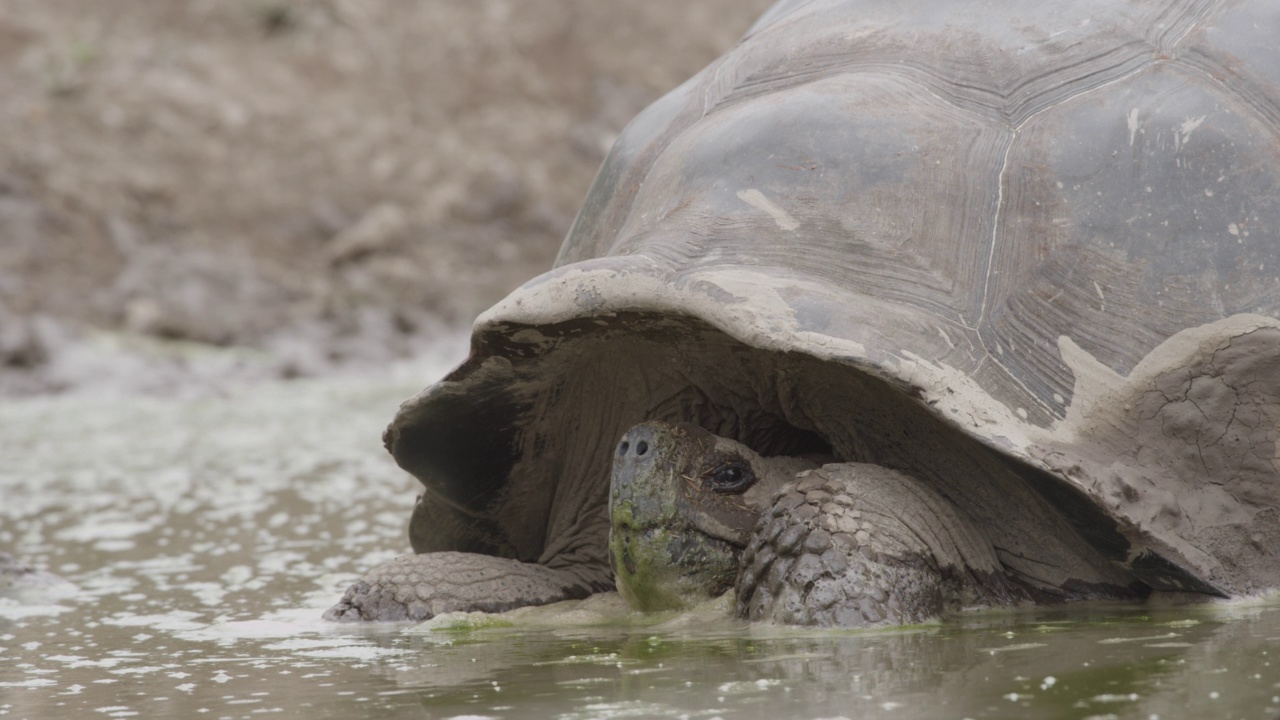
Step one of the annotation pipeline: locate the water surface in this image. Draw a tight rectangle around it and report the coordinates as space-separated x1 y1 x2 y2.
3 350 1279 720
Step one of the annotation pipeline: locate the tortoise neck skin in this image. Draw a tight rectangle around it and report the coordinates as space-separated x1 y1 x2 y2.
607 421 807 612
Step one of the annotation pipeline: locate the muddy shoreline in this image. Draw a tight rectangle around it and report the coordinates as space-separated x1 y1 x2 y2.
0 0 771 395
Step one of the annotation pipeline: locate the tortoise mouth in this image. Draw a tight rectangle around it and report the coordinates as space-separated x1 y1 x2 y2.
609 516 744 612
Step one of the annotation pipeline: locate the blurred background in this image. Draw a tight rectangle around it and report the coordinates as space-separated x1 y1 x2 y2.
0 0 773 395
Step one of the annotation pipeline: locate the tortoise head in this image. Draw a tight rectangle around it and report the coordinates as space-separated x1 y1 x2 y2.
607 421 799 612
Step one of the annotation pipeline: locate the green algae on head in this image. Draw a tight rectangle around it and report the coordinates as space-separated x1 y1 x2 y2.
607 422 799 613
608 501 740 612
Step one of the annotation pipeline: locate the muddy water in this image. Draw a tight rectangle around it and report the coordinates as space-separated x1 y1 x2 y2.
3 344 1280 720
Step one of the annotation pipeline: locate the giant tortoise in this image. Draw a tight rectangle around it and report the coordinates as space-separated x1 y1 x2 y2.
325 0 1280 626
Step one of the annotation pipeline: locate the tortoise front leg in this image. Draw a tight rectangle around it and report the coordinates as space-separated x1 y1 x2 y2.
323 551 591 622
735 464 1023 626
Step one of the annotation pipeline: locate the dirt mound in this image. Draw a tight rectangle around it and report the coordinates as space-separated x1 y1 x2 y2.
0 0 771 394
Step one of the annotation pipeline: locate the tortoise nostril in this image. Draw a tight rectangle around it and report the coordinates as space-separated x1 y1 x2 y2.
618 441 630 456
636 441 649 456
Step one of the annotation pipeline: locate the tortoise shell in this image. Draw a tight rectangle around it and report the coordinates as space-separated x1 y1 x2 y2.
387 0 1280 600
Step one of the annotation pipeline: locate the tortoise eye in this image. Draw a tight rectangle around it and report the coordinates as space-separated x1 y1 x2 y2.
708 462 754 494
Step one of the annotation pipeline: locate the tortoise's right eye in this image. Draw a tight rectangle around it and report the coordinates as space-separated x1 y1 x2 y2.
708 462 755 494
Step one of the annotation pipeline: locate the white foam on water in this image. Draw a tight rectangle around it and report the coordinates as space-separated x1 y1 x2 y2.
0 678 58 688
0 600 75 619
44 655 126 669
102 611 206 632
295 646 412 660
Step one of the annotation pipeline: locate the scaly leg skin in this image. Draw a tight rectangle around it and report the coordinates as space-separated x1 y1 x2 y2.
323 551 589 622
736 464 1025 627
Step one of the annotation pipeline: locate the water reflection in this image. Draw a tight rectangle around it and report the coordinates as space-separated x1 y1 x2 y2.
2 360 1279 719
379 601 1280 720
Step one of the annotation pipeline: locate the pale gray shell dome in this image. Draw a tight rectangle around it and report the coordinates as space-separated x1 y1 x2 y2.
386 0 1280 601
